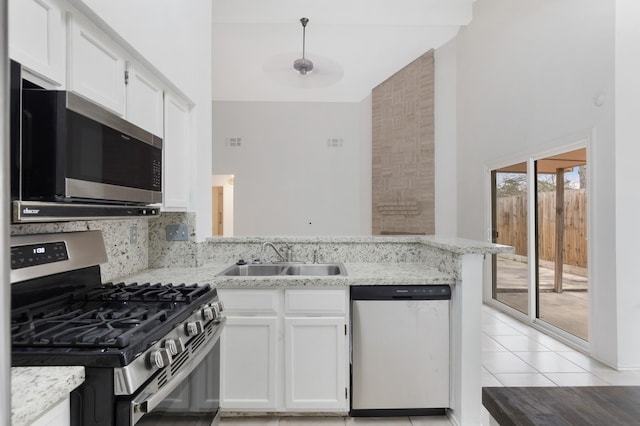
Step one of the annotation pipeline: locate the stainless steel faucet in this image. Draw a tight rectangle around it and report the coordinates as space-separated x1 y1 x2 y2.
261 242 293 262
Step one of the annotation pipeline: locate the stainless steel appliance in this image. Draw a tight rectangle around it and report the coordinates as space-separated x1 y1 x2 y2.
10 61 162 222
10 231 225 425
350 285 450 417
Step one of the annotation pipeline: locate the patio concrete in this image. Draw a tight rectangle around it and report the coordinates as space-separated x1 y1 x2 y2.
495 255 588 340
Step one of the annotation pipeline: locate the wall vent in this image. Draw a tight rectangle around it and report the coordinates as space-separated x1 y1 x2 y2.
225 137 242 147
327 138 344 148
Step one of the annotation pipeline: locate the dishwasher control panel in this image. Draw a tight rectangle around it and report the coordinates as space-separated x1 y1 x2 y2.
351 284 451 301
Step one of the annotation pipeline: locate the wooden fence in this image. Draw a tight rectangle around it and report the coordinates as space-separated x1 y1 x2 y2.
496 189 587 268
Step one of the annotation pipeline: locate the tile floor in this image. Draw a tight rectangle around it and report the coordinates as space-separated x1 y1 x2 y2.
220 416 451 425
481 304 640 387
220 304 640 425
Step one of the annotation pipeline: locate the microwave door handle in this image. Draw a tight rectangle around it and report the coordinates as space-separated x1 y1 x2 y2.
22 110 33 169
129 318 225 425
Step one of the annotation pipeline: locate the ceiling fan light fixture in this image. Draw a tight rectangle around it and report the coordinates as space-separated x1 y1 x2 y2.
293 58 313 74
293 17 314 75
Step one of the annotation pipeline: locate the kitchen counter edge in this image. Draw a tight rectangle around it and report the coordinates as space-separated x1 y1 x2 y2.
116 262 456 288
11 366 85 426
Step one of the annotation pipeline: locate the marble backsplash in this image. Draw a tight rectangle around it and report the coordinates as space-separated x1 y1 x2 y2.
148 211 197 268
197 237 429 265
11 212 493 284
9 211 199 283
10 218 149 283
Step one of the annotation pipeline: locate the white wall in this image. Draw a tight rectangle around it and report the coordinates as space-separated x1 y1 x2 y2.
434 37 458 237
80 0 213 241
358 95 373 234
614 0 640 369
450 0 624 366
212 99 371 236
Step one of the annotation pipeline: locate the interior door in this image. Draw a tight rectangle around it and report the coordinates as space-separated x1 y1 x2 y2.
212 186 224 236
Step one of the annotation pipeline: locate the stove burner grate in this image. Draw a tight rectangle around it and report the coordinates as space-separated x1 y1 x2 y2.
11 282 213 350
83 282 210 303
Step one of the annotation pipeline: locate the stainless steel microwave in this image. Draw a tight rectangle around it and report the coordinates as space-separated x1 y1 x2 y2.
11 68 163 222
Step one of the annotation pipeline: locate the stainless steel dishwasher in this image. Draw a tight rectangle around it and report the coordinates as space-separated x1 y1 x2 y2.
350 285 451 417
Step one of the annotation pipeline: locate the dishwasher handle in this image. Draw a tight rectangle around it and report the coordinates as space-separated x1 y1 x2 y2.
350 285 451 301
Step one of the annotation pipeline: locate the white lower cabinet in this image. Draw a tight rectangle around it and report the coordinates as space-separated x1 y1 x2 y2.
221 316 278 410
219 287 349 413
284 317 347 410
31 396 70 426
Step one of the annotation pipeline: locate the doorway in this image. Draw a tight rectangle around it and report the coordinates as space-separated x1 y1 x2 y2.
491 148 588 341
212 174 234 237
213 186 224 236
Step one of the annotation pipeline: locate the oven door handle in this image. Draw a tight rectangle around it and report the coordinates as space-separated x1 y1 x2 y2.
130 318 225 425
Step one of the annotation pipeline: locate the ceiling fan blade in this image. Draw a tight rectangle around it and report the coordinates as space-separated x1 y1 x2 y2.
262 52 344 88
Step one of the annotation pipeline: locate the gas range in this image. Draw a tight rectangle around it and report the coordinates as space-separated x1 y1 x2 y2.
10 231 225 425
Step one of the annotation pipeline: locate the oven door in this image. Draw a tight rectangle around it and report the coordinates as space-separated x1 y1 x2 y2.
118 320 224 426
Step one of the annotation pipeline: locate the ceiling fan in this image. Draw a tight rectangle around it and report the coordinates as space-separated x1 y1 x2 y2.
261 17 344 89
293 18 313 75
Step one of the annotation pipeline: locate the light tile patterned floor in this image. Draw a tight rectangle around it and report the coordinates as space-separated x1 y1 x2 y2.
220 417 451 425
481 304 640 387
220 304 640 425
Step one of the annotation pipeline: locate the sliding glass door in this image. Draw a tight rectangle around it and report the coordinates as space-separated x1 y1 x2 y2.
491 148 589 341
535 149 588 340
491 163 529 315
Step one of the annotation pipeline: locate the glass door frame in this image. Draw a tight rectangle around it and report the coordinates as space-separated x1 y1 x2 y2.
485 137 592 350
485 157 534 325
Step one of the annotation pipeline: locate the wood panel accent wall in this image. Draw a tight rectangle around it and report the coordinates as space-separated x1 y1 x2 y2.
372 50 435 235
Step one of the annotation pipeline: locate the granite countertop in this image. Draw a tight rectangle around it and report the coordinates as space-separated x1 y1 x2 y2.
12 366 85 426
116 262 455 287
204 235 513 256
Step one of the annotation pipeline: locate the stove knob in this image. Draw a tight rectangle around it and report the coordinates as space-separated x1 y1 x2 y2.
185 320 204 336
211 303 221 319
217 300 225 312
202 306 214 321
164 338 185 356
149 348 172 369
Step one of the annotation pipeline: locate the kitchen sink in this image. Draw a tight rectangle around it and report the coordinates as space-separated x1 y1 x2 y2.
218 264 288 276
284 264 345 276
218 262 346 276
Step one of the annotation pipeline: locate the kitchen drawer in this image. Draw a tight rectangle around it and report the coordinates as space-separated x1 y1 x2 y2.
218 289 279 315
284 289 347 315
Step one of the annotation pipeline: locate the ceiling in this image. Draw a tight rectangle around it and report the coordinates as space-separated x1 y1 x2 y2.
496 149 588 174
211 0 475 103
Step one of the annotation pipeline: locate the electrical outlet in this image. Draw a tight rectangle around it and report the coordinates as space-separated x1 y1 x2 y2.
130 225 138 244
166 224 189 241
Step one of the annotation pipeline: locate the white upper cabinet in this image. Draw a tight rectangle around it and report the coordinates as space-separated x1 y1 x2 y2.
10 2 193 211
9 0 66 86
163 93 190 209
68 12 127 116
126 63 164 136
